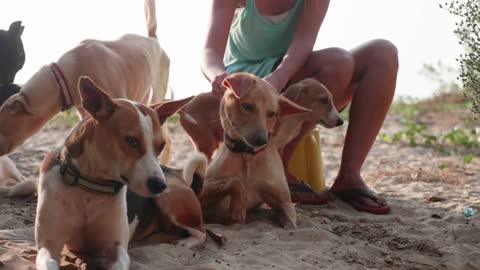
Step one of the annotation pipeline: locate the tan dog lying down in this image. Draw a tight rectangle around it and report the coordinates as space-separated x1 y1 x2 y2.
0 155 30 196
200 75 342 228
0 0 171 164
199 73 311 228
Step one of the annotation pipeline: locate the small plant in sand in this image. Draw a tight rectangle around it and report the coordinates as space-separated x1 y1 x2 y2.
441 0 480 116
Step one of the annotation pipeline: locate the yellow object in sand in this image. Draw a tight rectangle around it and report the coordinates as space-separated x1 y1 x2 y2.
288 129 326 192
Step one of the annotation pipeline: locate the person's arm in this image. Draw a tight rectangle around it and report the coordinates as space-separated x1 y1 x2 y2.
264 0 330 92
201 0 237 97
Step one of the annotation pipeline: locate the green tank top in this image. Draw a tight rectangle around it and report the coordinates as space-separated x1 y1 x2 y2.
224 0 304 78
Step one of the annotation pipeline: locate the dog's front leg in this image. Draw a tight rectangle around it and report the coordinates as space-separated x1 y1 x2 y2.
35 185 74 270
110 244 130 270
200 176 246 224
36 247 62 270
260 183 297 229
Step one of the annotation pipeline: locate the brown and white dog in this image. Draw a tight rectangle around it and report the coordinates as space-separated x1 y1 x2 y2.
0 0 171 163
35 77 191 270
199 73 311 228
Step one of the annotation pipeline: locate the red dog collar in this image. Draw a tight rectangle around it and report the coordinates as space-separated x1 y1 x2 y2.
49 62 73 111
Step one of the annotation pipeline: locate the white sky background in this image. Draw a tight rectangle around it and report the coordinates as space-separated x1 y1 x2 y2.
1 0 462 99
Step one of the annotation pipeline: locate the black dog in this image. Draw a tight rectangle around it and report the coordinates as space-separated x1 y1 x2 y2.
0 21 25 106
0 21 25 84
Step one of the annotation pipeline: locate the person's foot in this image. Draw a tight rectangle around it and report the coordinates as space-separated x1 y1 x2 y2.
286 171 328 205
330 172 390 214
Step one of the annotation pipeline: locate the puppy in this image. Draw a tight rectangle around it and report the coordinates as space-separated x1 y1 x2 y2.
199 73 310 228
35 77 192 270
272 78 343 149
0 0 172 164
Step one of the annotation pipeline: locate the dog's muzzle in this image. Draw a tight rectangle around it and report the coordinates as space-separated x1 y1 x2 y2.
147 176 167 194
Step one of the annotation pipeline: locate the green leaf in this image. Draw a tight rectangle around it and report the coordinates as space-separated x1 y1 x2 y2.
464 153 474 164
438 163 449 169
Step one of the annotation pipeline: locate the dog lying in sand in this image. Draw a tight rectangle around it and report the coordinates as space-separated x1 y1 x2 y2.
35 77 191 270
0 0 171 164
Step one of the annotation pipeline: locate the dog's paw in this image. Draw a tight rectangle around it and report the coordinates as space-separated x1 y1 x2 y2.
230 204 246 224
278 202 297 229
280 218 297 230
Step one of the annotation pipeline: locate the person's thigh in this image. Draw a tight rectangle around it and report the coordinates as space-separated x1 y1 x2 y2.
288 47 355 110
288 40 398 111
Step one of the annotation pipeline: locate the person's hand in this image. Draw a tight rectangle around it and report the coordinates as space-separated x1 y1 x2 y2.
211 71 229 99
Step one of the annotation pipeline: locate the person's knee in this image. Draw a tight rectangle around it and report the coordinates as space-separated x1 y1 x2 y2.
316 48 354 86
368 39 399 73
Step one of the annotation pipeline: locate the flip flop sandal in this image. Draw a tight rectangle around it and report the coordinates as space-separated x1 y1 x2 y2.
288 182 328 205
332 188 391 215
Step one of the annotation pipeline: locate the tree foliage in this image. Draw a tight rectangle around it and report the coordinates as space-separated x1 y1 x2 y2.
441 0 480 116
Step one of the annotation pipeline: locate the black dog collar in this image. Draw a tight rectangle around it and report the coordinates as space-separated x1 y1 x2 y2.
58 150 125 196
224 134 267 155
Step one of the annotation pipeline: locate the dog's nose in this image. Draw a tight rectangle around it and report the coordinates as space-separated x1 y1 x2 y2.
251 134 268 147
336 118 344 127
147 177 167 194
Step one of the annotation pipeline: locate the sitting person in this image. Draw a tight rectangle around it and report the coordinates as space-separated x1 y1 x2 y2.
201 0 398 214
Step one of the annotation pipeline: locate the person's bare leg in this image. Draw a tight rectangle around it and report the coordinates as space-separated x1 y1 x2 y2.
284 40 398 209
329 39 398 209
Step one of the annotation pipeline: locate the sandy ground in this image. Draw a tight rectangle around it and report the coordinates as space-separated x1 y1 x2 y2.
0 113 479 270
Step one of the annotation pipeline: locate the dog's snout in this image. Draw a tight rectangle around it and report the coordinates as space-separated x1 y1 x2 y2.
336 118 344 127
147 177 167 194
251 133 268 147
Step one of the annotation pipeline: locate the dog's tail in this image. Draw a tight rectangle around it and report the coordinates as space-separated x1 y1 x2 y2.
144 0 157 38
0 179 37 198
182 152 207 197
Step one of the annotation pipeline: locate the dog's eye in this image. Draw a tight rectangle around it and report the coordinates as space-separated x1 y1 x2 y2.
266 111 276 119
319 97 329 105
125 136 140 148
241 103 255 112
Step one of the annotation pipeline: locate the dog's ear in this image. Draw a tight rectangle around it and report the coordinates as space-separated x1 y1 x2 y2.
278 95 311 117
152 96 194 124
78 76 116 121
222 73 256 99
4 93 30 115
8 21 24 38
281 82 305 101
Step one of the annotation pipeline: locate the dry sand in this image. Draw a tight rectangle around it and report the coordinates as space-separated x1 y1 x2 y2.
0 114 479 270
